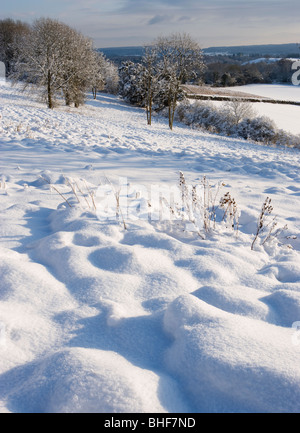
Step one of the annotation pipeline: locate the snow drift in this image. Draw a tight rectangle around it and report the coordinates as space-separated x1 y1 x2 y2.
0 82 300 413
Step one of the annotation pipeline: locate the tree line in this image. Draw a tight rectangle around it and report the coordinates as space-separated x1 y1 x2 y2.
1 17 297 135
203 57 295 87
0 17 119 109
0 18 205 130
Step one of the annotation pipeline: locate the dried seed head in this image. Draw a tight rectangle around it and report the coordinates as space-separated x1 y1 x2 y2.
179 171 186 187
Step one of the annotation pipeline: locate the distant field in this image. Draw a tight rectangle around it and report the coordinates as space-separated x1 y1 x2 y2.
223 84 300 102
182 84 300 106
181 84 272 101
225 84 300 135
191 84 300 135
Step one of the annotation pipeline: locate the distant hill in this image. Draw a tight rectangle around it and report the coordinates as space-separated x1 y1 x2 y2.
98 46 145 59
203 43 300 57
98 43 300 61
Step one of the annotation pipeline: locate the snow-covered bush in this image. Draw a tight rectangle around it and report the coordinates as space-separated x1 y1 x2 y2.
175 101 232 135
224 98 256 125
237 116 300 148
237 116 276 143
176 100 300 148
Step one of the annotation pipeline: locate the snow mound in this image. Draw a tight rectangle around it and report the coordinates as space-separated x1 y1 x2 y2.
192 284 270 321
163 295 300 412
262 290 300 327
0 347 189 413
1 85 300 413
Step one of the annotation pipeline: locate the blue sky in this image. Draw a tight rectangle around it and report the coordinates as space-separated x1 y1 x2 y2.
1 0 299 48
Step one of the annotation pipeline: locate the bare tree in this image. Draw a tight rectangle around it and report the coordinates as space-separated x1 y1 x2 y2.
225 98 256 125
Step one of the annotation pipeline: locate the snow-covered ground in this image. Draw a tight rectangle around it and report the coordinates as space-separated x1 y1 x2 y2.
0 82 300 413
224 83 300 102
222 84 300 135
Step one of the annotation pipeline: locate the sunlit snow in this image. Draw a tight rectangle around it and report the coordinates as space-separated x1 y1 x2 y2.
0 81 300 413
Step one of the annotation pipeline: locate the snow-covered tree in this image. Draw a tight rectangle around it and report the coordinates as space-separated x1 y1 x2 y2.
118 61 146 106
0 18 30 77
153 33 205 130
118 33 205 129
13 18 71 108
141 46 160 125
103 60 119 95
89 51 106 100
89 52 119 98
13 18 97 109
60 28 96 108
119 51 163 124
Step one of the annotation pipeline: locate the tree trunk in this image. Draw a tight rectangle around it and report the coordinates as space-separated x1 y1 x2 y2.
65 90 71 106
171 98 176 129
168 88 178 130
148 76 152 125
149 99 152 125
147 92 152 125
47 70 53 109
168 104 172 130
168 95 175 130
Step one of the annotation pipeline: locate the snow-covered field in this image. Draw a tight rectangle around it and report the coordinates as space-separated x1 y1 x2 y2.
224 83 300 102
0 81 300 413
223 84 300 135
